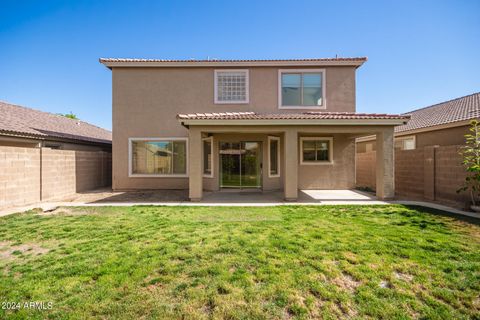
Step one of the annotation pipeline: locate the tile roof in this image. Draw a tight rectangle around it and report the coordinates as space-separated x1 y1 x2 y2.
0 101 112 144
396 92 480 133
100 57 367 63
177 111 409 121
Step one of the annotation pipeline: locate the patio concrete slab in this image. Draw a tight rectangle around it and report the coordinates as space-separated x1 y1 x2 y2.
299 189 380 201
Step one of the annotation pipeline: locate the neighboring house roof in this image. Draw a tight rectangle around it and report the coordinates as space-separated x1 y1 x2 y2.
0 101 112 145
100 57 367 68
396 92 480 133
177 112 409 126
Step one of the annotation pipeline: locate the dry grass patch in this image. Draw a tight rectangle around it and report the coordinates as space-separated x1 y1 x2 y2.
332 300 358 319
0 241 49 260
40 207 98 216
394 271 414 282
331 273 361 294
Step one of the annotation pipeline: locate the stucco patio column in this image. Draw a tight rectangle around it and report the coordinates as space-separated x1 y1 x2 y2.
375 128 395 199
188 127 203 201
284 129 298 201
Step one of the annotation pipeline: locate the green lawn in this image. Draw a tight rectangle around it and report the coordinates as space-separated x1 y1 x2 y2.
0 205 479 319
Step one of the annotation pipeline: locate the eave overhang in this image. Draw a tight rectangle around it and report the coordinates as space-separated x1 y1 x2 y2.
177 118 409 127
99 58 367 69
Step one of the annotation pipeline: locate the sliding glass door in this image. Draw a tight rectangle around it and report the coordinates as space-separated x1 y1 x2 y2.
220 142 261 188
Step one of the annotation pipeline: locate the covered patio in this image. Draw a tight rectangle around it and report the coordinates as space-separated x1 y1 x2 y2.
178 112 409 202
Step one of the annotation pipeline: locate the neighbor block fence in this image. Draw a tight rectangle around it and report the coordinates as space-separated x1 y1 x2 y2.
0 146 112 209
356 145 470 208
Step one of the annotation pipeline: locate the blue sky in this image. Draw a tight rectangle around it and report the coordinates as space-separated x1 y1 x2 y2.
1 0 479 130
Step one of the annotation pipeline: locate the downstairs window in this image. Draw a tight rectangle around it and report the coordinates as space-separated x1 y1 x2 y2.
130 138 187 176
300 137 333 164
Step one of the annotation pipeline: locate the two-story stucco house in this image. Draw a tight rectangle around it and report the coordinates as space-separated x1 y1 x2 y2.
100 57 409 201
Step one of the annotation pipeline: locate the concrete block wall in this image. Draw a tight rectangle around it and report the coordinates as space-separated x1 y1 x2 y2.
0 146 41 208
41 148 77 201
0 146 112 209
355 151 376 190
72 151 106 196
395 149 425 199
355 145 470 208
434 146 469 206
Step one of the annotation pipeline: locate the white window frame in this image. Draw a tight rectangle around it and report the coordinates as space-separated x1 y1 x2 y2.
202 136 214 178
267 136 281 178
395 135 416 150
214 69 250 104
128 137 189 178
299 137 334 165
278 68 326 110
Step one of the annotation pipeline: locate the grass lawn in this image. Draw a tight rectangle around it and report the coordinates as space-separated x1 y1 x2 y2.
0 205 479 319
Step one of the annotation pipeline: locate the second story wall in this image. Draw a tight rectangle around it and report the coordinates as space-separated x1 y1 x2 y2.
112 66 357 137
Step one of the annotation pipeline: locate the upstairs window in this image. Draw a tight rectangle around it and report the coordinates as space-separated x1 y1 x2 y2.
214 70 249 104
279 69 325 109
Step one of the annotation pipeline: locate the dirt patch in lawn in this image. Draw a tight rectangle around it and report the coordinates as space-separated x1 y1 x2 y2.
40 207 96 216
0 241 50 260
394 271 414 282
331 273 360 293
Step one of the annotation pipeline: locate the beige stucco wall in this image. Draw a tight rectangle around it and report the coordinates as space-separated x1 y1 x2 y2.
112 66 357 190
298 133 355 189
45 142 110 152
413 125 468 148
113 122 388 194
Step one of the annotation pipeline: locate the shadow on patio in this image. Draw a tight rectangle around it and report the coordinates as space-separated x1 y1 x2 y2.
68 188 382 204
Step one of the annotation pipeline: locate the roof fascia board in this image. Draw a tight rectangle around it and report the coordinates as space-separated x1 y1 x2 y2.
101 60 365 69
179 119 408 126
